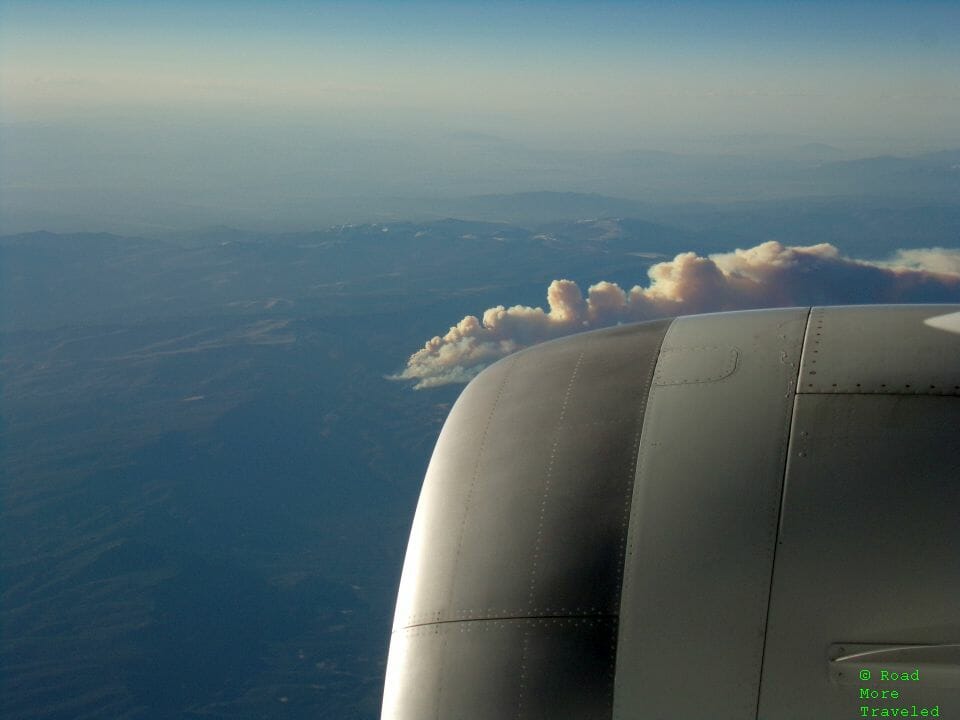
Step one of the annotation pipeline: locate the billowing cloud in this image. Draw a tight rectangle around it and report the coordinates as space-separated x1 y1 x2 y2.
394 241 960 388
883 248 960 276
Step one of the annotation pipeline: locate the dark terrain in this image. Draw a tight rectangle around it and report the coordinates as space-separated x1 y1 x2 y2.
2 201 960 718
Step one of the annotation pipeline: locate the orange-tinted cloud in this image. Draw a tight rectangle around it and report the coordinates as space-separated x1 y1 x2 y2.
394 241 960 388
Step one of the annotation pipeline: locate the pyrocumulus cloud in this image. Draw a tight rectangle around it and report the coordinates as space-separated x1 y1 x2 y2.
393 241 960 388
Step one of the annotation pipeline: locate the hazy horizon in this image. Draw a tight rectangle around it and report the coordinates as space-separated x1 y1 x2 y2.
3 1 960 234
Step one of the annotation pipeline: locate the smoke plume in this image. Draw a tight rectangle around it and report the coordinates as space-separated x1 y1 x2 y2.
394 241 960 388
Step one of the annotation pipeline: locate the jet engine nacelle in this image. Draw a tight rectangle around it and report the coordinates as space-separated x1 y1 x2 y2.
383 306 960 719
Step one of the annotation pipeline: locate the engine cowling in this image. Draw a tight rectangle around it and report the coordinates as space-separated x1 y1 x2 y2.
383 305 960 719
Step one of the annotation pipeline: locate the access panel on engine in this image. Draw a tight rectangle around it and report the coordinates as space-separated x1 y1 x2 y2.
757 393 960 719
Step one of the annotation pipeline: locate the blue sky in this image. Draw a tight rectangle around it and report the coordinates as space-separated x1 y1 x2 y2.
1 1 959 233
3 0 958 147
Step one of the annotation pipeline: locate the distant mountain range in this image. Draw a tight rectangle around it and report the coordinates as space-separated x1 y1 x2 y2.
2 144 958 235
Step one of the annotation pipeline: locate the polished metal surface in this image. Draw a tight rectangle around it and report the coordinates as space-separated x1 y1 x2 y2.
383 618 618 719
756 392 960 718
383 304 960 720
614 308 808 720
799 305 960 395
383 320 671 719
